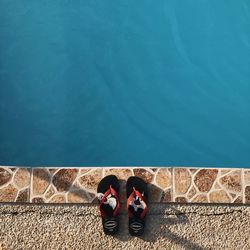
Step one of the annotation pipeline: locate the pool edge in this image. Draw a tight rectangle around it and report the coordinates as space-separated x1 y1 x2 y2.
0 166 249 204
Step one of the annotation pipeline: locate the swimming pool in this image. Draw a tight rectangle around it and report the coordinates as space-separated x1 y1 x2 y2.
0 1 250 167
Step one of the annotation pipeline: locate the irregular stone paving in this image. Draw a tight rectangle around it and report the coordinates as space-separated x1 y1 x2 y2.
0 167 30 202
173 168 244 203
0 166 249 204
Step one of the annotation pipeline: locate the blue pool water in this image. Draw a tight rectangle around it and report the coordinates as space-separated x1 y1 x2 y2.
0 1 250 167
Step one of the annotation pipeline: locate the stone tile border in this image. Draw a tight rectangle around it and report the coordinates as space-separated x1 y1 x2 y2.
0 166 249 204
0 167 30 202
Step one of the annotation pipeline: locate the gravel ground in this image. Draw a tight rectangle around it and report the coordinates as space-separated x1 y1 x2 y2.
0 203 250 250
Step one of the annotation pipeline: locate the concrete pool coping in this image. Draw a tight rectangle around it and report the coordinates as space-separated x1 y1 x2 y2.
0 166 250 204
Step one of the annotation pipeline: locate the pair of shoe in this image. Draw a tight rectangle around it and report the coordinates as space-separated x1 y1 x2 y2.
97 175 148 236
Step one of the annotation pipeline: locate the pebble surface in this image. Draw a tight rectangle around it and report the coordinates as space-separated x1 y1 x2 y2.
0 204 250 249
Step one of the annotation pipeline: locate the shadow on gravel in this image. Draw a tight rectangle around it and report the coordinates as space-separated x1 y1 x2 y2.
114 205 204 250
113 183 205 250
